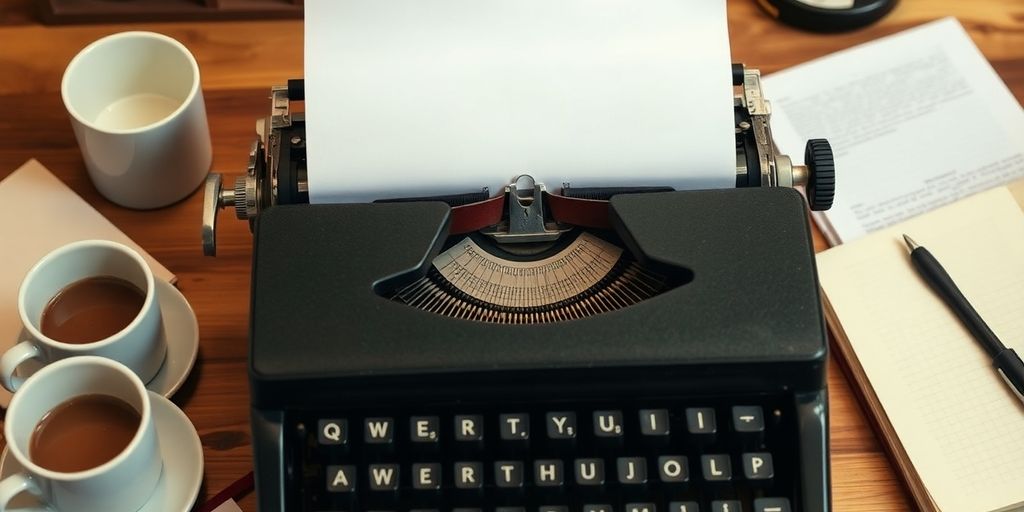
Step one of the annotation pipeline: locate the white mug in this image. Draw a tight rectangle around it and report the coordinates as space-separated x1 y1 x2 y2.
0 356 163 512
0 240 166 392
61 31 211 209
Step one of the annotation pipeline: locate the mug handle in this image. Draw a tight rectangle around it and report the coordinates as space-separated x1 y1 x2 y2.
0 472 41 511
0 341 43 393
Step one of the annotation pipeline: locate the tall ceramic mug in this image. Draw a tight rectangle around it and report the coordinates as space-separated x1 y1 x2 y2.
61 31 211 209
0 240 166 392
0 357 163 512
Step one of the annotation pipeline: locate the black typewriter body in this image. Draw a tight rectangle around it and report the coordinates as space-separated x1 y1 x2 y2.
248 188 831 512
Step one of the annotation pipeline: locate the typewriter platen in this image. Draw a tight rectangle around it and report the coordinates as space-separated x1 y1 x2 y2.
203 66 836 511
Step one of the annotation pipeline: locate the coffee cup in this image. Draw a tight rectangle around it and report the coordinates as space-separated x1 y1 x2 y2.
61 31 211 209
0 356 163 512
0 240 166 392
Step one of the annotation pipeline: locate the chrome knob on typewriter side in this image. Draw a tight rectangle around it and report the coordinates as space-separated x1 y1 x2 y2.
202 140 265 255
202 66 836 256
203 82 299 256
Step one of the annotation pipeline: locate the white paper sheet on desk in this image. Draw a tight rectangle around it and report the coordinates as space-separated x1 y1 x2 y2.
764 18 1024 245
304 0 736 203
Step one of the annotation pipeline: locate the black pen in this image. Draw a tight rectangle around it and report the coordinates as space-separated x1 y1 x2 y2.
902 234 1024 406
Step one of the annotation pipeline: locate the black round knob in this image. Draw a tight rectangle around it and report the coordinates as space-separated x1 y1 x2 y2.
805 138 835 211
757 0 898 33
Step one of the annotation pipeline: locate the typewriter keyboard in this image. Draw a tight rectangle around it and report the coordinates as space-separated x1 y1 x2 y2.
290 396 802 512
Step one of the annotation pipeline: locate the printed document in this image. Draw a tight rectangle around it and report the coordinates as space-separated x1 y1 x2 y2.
765 18 1024 244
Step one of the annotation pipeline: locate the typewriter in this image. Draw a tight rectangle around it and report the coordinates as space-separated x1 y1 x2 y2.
202 65 836 512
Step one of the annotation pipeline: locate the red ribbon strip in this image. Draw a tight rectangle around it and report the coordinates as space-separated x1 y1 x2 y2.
197 471 255 512
449 192 611 234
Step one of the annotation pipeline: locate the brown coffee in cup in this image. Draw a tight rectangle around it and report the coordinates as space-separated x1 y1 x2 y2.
29 393 141 473
40 276 145 344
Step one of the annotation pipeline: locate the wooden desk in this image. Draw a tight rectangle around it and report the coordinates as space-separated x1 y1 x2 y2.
1 0 1021 509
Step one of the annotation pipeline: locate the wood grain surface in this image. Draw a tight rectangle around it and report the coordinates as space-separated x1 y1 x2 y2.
0 1 1021 510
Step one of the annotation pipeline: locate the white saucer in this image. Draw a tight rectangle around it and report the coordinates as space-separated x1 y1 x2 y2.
0 391 204 512
14 279 199 398
146 280 200 397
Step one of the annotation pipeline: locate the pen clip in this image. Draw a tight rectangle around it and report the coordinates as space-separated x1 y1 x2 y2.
997 368 1024 407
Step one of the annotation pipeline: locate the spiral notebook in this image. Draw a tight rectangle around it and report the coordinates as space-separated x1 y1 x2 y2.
817 185 1024 512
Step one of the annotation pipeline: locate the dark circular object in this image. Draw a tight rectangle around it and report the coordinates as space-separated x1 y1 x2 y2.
757 0 898 32
805 139 835 211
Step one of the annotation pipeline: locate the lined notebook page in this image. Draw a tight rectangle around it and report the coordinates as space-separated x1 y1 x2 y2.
818 187 1024 512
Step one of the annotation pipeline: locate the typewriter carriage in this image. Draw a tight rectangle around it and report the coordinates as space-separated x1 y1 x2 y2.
201 65 835 257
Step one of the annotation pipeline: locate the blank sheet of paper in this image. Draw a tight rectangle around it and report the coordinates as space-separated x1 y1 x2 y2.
304 0 736 203
765 18 1024 245
817 187 1024 512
